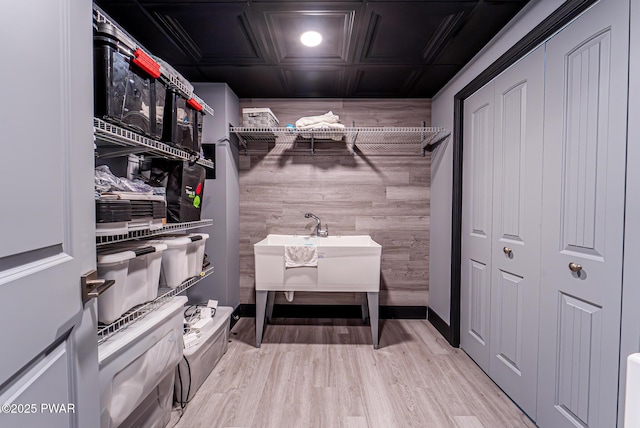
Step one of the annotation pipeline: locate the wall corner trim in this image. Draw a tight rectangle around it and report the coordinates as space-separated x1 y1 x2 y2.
427 308 453 345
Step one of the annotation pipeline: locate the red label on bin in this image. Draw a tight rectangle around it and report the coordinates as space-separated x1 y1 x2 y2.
132 48 161 79
187 98 203 112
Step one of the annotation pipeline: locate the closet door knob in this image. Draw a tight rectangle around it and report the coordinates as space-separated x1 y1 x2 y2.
568 262 582 273
503 247 512 256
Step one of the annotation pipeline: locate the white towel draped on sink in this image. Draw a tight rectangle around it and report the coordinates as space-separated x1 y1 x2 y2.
284 245 318 268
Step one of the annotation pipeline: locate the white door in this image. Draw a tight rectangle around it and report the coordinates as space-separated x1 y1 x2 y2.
537 1 629 427
0 1 99 427
489 45 544 419
461 82 495 372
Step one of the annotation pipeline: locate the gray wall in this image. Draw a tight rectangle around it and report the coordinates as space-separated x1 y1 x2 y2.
429 0 566 325
189 83 240 309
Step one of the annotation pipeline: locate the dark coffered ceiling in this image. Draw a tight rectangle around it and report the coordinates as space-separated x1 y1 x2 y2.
95 0 530 98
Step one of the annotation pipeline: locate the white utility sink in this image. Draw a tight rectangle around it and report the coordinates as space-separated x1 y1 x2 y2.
253 234 382 349
254 234 382 292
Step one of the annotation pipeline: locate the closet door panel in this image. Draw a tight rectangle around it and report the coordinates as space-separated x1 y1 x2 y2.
494 270 524 373
461 83 495 372
561 33 610 256
496 83 526 241
537 1 629 426
469 260 490 348
489 46 544 419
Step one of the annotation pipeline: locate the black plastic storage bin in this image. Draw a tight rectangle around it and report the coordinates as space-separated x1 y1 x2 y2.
93 22 165 139
96 199 132 224
149 160 205 223
163 89 204 154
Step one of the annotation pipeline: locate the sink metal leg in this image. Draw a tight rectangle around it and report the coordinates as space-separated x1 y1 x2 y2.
361 292 369 323
256 290 268 348
367 292 379 349
266 291 275 323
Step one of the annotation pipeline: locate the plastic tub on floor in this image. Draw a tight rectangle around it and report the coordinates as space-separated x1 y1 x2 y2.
174 306 232 404
119 371 174 428
98 296 186 428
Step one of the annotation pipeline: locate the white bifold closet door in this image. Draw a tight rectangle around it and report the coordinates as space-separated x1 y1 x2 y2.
461 79 495 373
461 46 544 418
536 0 629 427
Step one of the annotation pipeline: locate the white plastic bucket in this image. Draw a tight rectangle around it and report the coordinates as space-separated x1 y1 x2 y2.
150 236 191 288
97 249 136 324
186 233 209 276
97 242 167 324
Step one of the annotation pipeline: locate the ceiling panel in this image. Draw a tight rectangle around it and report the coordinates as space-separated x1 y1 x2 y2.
409 65 465 96
197 66 285 98
352 67 421 97
281 67 347 97
95 0 531 98
145 4 266 63
357 2 476 64
263 10 355 64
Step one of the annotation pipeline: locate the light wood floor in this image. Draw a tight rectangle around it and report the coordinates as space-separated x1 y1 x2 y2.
170 318 535 428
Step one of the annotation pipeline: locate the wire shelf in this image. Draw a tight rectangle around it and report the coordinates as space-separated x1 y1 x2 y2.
231 126 447 156
191 93 215 116
94 118 214 169
96 220 213 246
154 56 194 99
97 266 214 344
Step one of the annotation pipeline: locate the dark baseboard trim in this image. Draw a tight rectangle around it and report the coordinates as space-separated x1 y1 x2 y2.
381 305 427 319
234 304 256 318
230 305 246 329
427 308 452 345
235 304 427 320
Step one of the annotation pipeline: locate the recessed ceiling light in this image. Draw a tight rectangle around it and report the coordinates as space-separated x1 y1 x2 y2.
300 31 322 47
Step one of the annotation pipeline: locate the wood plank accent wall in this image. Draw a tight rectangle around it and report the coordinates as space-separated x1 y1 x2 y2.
238 99 432 306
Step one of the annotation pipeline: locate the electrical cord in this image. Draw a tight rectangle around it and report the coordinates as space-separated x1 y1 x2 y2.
175 355 192 409
177 300 218 411
183 302 217 320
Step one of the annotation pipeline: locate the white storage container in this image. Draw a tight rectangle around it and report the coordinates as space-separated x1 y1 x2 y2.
242 107 279 128
186 233 209 276
151 236 192 288
96 221 129 237
119 371 174 428
98 296 186 428
175 306 232 403
97 242 167 324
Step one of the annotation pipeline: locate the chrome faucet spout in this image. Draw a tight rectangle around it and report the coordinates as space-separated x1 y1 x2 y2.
304 212 329 237
304 212 321 226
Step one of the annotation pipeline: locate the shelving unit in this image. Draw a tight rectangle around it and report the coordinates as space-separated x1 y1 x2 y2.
92 6 217 346
94 118 214 169
231 125 448 156
97 266 214 344
96 219 213 246
93 118 215 339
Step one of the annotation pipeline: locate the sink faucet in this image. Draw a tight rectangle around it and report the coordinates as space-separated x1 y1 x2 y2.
304 213 329 237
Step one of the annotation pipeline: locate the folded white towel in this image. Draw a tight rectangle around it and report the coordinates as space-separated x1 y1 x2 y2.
284 245 318 267
297 122 346 131
295 111 340 128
